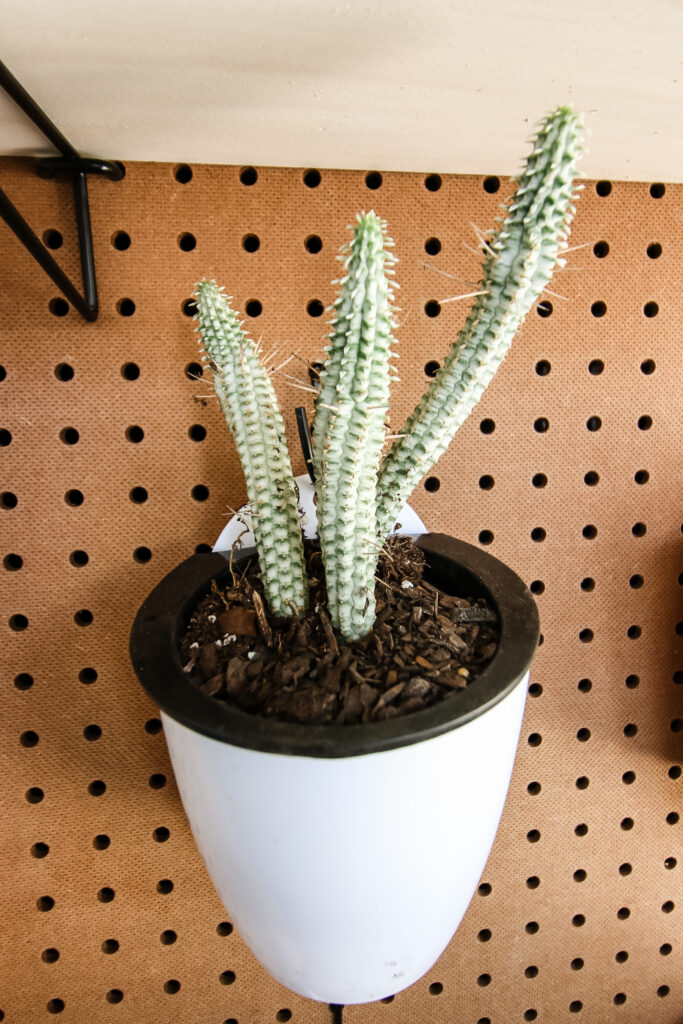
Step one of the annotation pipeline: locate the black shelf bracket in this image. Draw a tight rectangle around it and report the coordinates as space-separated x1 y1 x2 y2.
0 59 124 322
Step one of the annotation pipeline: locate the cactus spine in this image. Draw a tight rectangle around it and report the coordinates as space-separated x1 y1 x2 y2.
313 212 397 641
375 106 583 540
194 280 308 616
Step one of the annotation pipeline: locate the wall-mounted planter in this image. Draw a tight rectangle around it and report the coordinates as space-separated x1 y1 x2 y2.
130 532 539 1004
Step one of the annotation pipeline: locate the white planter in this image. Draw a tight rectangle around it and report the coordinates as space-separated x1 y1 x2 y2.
130 495 538 1004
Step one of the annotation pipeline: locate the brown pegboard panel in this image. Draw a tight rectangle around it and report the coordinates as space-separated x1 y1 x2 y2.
1 157 680 1024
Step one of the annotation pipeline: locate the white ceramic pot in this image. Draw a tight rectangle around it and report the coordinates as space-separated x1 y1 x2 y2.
130 488 538 1004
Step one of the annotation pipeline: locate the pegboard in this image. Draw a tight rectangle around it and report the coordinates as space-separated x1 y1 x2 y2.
1 155 680 1024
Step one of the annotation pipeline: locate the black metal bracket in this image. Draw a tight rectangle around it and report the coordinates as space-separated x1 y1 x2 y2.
0 59 124 322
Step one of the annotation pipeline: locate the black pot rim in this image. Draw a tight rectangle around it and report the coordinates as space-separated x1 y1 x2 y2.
129 533 539 758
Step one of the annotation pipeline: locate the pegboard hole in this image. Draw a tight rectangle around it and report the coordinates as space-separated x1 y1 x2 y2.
622 771 636 784
4 553 23 571
163 979 181 994
84 724 102 741
188 424 207 443
619 863 632 876
88 780 106 796
579 629 594 643
584 471 599 486
424 360 441 378
586 415 602 432
582 524 598 540
217 921 234 936
657 985 670 997
578 678 592 693
580 577 595 592
195 543 212 554
569 1001 583 1013
531 473 547 488
525 921 539 935
106 990 124 1004
307 299 324 318
643 301 659 318
146 718 162 734
239 233 261 254
425 237 441 256
478 530 493 545
98 887 115 903
478 882 492 896
15 672 34 690
117 298 136 317
149 773 167 789
428 982 443 994
46 999 64 1014
102 938 119 954
130 486 148 504
20 729 39 747
483 176 500 193
576 729 591 742
477 974 491 987
31 842 49 857
93 834 110 850
533 417 549 433
220 971 236 985
575 776 589 790
596 181 612 196
0 428 12 447
478 929 492 942
424 300 441 318
572 914 586 927
631 522 646 538
480 418 495 434
536 301 552 318
246 299 263 318
10 614 29 631
191 485 209 502
647 242 662 259
659 943 672 955
74 608 93 626
153 827 170 843
303 168 321 188
134 546 152 563
364 171 383 190
125 425 144 443
54 363 74 381
185 361 203 380
240 167 258 186
27 788 45 807
174 164 193 183
178 232 197 252
524 965 539 978
424 174 442 192
49 298 69 317
43 229 63 249
535 359 551 376
157 879 174 894
182 298 198 317
276 1011 292 1022
65 489 84 506
424 477 440 493
530 527 546 543
112 231 131 251
573 869 587 882
669 764 682 778
526 876 540 889
37 895 55 911
661 900 675 913
593 241 609 258
160 929 177 945
527 782 541 795
626 625 641 639
121 362 140 381
620 817 632 831
304 235 322 254
649 183 666 198
570 958 584 971
617 907 630 920
42 947 60 963
591 301 607 318
527 829 541 843
523 1009 538 1021
59 427 79 445
629 574 644 589
79 667 97 684
380 996 395 1003
588 358 604 375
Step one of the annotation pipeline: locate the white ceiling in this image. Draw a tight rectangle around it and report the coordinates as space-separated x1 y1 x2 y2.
1 0 681 181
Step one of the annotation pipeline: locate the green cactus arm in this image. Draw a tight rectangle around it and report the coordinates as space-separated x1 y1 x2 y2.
194 280 308 617
312 212 398 642
375 106 583 539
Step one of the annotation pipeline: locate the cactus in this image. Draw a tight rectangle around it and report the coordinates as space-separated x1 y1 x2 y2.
375 106 582 539
191 105 583 644
194 280 308 616
313 212 398 641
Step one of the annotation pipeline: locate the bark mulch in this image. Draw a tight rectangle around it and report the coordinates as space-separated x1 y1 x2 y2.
179 536 499 726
